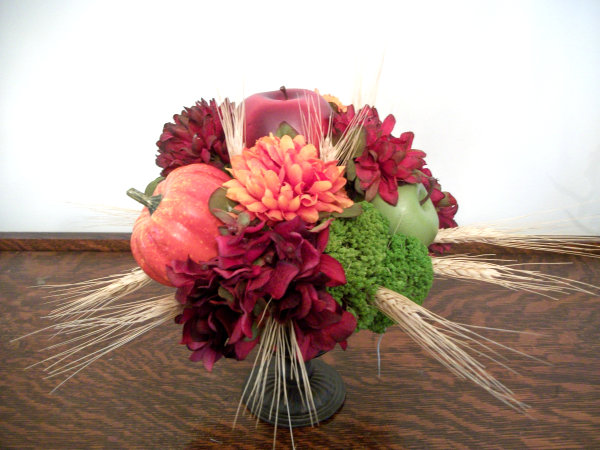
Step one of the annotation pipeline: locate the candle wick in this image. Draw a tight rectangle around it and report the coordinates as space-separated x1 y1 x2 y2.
279 86 288 100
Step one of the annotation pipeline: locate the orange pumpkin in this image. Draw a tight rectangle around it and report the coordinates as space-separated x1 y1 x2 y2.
128 164 231 286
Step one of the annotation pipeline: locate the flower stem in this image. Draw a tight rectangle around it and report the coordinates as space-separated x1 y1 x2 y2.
126 188 162 214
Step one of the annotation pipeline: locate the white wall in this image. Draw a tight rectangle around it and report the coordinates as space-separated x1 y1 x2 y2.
1 0 598 234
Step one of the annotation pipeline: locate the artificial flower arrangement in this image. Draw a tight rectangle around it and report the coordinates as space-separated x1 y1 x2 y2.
32 87 599 444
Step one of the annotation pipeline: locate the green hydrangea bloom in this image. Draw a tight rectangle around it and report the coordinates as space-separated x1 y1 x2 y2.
326 201 433 334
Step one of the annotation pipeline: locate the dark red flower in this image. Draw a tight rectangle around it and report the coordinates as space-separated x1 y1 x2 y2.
155 99 229 176
420 168 458 230
436 191 459 229
355 132 426 204
276 283 356 361
168 213 353 369
332 104 427 205
331 105 394 148
420 168 446 206
421 168 459 254
175 302 257 371
294 295 357 361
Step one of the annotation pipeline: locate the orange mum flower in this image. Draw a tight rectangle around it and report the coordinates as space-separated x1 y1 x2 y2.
223 134 353 223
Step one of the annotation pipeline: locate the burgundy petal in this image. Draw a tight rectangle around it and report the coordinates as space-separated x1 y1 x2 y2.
319 254 347 287
265 261 300 299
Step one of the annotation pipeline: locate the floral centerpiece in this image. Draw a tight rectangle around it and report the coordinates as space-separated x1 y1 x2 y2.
30 87 599 445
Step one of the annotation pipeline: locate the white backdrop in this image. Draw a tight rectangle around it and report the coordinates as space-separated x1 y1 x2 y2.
1 0 599 234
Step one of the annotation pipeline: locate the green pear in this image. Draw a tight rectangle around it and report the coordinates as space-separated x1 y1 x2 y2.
371 184 439 246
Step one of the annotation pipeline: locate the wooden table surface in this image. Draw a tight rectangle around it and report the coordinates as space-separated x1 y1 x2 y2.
1 242 599 449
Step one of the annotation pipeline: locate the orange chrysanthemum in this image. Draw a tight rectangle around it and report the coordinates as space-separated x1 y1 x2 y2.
223 134 353 223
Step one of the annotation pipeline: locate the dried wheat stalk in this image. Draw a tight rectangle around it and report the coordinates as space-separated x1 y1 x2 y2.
18 294 182 392
434 225 600 258
219 98 245 158
235 317 315 450
38 267 153 321
330 106 370 165
17 269 179 391
431 255 599 299
374 287 532 412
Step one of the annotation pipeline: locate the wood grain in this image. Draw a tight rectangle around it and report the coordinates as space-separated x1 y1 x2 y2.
0 233 131 252
0 248 599 448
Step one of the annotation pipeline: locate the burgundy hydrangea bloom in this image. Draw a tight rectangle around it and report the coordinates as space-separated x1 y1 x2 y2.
436 191 458 229
168 257 258 371
331 105 395 148
167 214 355 369
288 286 357 360
421 168 459 254
155 99 229 176
332 105 427 205
420 168 446 207
355 131 427 204
174 300 257 371
332 98 460 253
420 168 458 229
265 219 356 360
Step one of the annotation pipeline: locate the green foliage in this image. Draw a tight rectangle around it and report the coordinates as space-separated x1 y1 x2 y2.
326 201 433 334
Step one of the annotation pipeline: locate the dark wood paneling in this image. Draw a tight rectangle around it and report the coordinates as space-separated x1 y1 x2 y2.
0 233 131 251
1 248 599 448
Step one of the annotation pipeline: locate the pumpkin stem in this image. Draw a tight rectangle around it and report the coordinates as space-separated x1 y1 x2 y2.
127 188 162 215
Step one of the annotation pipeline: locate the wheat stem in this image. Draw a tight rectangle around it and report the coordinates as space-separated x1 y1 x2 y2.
219 98 245 158
374 287 531 412
431 254 599 299
435 226 600 259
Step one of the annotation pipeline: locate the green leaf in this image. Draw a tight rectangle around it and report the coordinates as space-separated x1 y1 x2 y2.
144 176 165 196
253 298 266 316
350 128 367 159
218 286 235 306
275 121 299 139
209 186 238 213
244 321 261 342
332 203 363 218
345 159 357 181
212 208 235 225
238 212 251 226
354 177 365 195
311 218 333 233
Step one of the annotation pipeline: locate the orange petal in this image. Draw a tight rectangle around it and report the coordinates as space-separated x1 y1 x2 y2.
262 189 278 210
292 135 306 147
230 154 247 170
293 181 305 195
222 179 243 189
299 144 318 160
246 178 265 199
264 170 281 194
287 163 303 187
233 169 252 187
280 135 295 152
277 193 289 210
335 195 354 209
331 177 347 192
266 209 283 221
246 202 268 213
298 207 319 223
300 194 318 207
288 195 301 212
309 180 333 193
226 187 256 205
283 211 298 221
317 191 336 203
